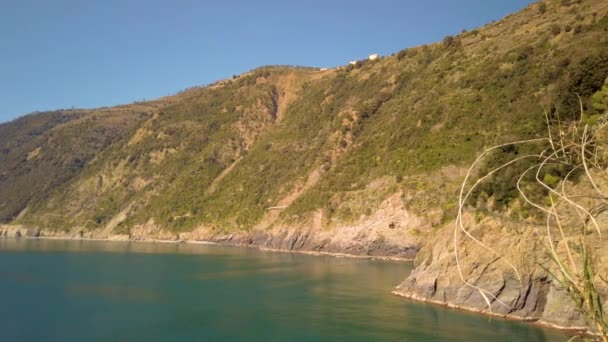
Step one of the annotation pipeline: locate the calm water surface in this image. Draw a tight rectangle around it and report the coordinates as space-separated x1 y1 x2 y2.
0 238 569 341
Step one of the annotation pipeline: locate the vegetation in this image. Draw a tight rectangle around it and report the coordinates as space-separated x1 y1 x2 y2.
0 108 150 223
2 1 608 333
0 1 606 246
456 82 608 338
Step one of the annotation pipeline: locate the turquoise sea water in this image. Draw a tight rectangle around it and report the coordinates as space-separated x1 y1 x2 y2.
0 239 568 341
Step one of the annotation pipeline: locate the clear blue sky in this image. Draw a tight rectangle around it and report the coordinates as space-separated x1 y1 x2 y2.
0 0 536 123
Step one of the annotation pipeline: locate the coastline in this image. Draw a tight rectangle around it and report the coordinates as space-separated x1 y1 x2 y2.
2 232 593 337
0 222 420 261
391 288 591 337
0 225 593 337
13 234 414 262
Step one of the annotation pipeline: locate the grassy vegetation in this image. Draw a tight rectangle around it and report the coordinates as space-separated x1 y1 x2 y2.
0 108 150 223
5 0 608 236
456 87 608 338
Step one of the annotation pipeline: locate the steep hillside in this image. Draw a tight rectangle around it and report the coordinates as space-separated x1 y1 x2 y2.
0 106 152 223
1 0 608 332
0 1 606 255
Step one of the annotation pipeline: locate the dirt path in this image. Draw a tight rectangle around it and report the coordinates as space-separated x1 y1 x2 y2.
206 157 243 195
253 167 322 231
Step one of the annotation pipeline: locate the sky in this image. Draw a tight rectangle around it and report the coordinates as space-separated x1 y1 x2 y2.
0 0 536 123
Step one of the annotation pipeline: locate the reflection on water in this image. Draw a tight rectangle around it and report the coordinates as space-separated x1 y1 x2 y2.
0 238 568 341
64 283 163 302
0 238 223 255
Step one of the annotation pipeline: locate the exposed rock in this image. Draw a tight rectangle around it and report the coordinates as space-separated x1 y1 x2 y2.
202 225 420 260
95 191 428 260
129 219 178 241
393 213 604 331
0 224 41 238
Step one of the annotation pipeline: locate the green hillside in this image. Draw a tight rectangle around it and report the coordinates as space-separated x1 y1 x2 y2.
2 0 608 241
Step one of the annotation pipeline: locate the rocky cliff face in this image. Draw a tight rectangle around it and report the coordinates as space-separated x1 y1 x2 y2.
393 213 608 332
2 192 426 260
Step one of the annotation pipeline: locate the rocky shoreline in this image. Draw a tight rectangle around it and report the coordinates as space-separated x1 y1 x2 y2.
0 223 418 261
390 290 589 336
1 219 603 336
391 213 608 337
205 229 419 260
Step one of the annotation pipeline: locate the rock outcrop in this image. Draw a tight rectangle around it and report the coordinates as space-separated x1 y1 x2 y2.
206 226 420 259
393 213 608 331
0 224 40 238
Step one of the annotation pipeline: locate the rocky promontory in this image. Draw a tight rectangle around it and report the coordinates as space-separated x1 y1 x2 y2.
393 213 608 332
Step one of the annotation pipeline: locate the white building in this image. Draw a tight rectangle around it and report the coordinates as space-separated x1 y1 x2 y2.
369 53 379 61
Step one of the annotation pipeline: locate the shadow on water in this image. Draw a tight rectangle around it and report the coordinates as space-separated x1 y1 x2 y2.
0 238 571 341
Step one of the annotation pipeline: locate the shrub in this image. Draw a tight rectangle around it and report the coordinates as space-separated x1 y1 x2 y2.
458 106 608 338
555 52 608 119
396 49 407 60
591 85 608 112
550 24 562 35
443 35 455 47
